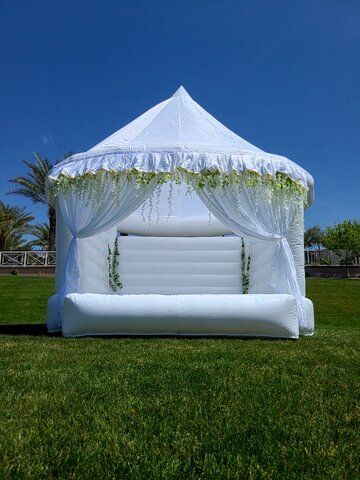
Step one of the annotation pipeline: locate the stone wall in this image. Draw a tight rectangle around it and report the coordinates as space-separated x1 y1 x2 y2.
306 265 360 278
0 267 55 275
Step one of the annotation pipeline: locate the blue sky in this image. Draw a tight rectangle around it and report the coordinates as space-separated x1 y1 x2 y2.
1 0 359 228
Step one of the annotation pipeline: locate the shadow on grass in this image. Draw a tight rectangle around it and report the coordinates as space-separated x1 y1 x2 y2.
0 324 296 340
0 324 60 337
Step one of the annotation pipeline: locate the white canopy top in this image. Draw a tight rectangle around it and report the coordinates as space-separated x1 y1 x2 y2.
89 86 262 154
49 86 314 203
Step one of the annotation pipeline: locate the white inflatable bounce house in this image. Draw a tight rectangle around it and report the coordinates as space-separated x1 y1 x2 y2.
46 87 315 338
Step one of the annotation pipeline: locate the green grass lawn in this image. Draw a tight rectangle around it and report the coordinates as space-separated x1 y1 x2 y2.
0 276 359 479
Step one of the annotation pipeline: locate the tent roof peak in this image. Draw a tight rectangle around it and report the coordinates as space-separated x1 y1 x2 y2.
172 85 191 98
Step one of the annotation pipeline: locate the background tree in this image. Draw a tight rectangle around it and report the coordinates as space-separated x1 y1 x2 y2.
27 223 50 250
0 201 34 250
322 220 360 277
304 225 324 263
8 151 72 251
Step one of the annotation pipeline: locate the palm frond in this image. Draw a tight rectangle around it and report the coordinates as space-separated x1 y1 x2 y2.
0 201 34 250
8 152 70 208
8 152 53 206
27 222 50 250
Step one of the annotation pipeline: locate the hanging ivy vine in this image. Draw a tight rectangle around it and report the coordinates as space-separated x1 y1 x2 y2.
241 237 251 294
107 237 122 292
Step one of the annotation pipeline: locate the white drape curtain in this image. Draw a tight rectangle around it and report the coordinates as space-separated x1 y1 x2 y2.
56 174 159 326
193 181 307 329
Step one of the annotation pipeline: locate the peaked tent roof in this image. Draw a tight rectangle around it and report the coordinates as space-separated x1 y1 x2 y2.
88 86 263 155
49 86 314 204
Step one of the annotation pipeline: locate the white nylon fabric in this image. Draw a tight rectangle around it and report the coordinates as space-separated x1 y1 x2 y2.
78 228 118 294
248 204 305 297
193 182 307 329
89 86 261 154
56 175 158 326
118 236 242 294
62 293 299 338
48 86 314 204
285 204 306 296
46 293 314 336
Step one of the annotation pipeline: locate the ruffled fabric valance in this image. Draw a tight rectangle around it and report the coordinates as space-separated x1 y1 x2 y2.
48 150 313 204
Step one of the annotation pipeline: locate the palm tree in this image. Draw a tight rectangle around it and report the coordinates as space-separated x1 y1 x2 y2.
27 223 50 250
0 201 34 250
8 152 72 251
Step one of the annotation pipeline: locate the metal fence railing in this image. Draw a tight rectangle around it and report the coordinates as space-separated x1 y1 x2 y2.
0 251 56 267
1 250 359 268
304 249 360 266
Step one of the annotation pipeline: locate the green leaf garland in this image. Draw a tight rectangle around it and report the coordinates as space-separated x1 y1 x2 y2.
107 237 122 292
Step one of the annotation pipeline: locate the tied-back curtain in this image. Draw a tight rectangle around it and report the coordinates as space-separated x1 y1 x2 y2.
193 180 307 329
56 173 159 326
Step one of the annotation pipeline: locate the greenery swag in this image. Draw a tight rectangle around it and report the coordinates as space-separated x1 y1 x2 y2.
48 168 308 208
241 238 251 294
107 237 122 292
